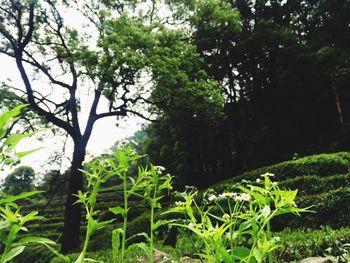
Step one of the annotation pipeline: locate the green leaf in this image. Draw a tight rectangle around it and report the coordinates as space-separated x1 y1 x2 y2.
41 244 71 263
253 247 263 263
2 245 25 263
0 191 43 206
231 246 250 260
15 147 43 158
218 245 233 263
153 219 176 231
3 131 37 150
126 232 150 243
109 206 127 217
126 242 150 257
112 229 121 263
16 236 56 246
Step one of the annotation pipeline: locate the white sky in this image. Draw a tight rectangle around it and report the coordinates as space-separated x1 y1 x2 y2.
0 54 145 180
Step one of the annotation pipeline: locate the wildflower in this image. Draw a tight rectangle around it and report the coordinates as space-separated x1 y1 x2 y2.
117 139 128 149
219 192 237 199
154 165 166 174
256 178 261 183
240 193 251 201
260 172 275 177
188 222 195 228
223 213 230 220
208 195 217 202
235 193 251 202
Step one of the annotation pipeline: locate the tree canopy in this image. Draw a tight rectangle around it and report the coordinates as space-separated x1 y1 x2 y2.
2 165 35 195
0 0 226 251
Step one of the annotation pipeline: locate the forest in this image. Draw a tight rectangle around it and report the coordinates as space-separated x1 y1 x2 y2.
0 0 349 262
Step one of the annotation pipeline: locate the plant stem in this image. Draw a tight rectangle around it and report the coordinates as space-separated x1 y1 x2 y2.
246 211 276 263
121 172 128 263
79 181 99 263
79 225 90 263
149 177 158 263
267 221 273 263
227 199 234 259
149 203 155 263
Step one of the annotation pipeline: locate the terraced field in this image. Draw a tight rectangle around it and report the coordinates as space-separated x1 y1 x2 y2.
16 152 350 262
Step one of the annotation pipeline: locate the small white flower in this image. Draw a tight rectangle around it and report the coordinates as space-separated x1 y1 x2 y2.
154 166 166 174
188 222 195 228
236 193 251 202
256 178 261 183
260 172 275 177
241 193 251 201
219 192 237 199
223 214 230 220
117 139 128 148
208 195 217 202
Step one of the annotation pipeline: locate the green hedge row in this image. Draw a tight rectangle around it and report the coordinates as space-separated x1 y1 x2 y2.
214 152 350 190
280 173 350 195
276 226 350 262
274 187 350 229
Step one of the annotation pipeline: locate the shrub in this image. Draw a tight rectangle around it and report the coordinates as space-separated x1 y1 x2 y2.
274 187 350 229
213 152 350 191
276 226 350 262
280 173 350 195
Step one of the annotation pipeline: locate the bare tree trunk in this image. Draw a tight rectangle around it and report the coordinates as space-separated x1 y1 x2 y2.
60 139 86 253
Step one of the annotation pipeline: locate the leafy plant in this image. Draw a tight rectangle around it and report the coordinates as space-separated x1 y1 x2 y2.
126 165 173 263
74 157 118 263
0 191 69 263
166 172 310 263
0 104 41 168
107 144 173 263
107 144 143 263
0 105 68 263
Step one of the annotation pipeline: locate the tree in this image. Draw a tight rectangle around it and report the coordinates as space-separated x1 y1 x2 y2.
0 0 223 251
145 0 350 180
2 165 35 195
38 169 69 197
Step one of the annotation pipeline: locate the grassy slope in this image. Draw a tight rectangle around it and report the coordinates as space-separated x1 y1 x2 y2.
16 152 350 262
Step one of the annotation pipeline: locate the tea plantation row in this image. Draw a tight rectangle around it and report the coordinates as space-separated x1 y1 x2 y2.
16 152 350 262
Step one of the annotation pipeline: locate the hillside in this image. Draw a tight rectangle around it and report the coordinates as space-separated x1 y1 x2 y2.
16 152 350 262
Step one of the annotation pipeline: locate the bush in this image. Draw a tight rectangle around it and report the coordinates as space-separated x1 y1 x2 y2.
274 187 350 229
276 226 350 262
212 152 350 192
280 173 350 195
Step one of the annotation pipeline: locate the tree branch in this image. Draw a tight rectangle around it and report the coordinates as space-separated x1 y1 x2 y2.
126 109 157 122
14 50 74 136
20 1 35 48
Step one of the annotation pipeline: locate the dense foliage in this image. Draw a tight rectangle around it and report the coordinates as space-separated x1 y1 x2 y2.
142 0 350 187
